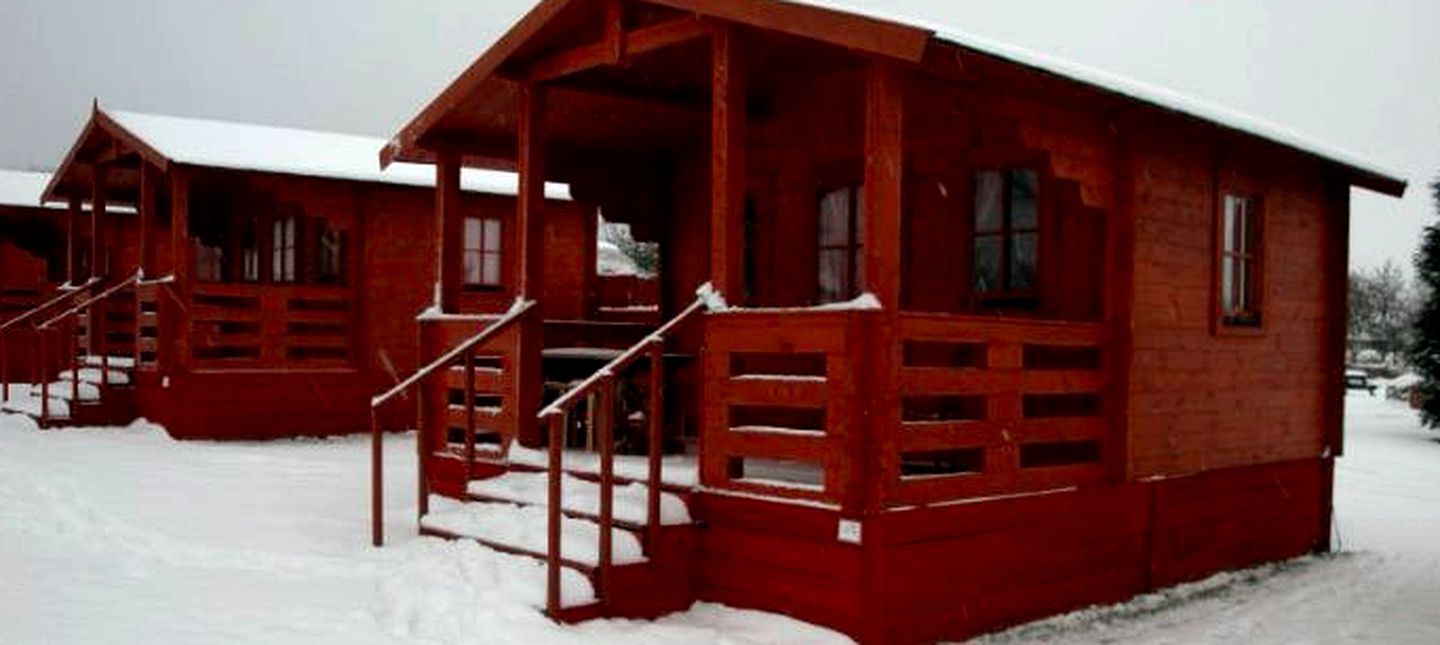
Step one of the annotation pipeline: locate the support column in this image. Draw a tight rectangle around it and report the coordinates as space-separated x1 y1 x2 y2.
90 164 108 280
66 197 81 284
434 152 463 312
170 167 190 286
710 26 746 302
138 162 158 278
862 59 904 308
515 82 548 446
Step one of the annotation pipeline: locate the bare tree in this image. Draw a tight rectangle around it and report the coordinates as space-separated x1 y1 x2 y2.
1349 260 1417 361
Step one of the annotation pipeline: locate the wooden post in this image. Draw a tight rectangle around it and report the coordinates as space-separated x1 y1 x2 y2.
516 83 547 446
372 411 384 547
1106 123 1138 483
90 164 108 281
545 412 564 617
169 166 190 370
434 153 463 313
858 59 905 645
597 380 615 603
66 197 81 284
138 162 158 278
710 25 746 302
646 339 664 547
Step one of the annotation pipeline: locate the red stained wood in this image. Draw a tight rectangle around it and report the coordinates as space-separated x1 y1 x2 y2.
709 25 746 302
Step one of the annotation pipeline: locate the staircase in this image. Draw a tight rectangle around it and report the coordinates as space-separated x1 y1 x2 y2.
0 275 142 428
372 296 708 622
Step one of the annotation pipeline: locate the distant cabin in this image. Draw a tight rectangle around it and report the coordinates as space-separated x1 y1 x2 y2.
0 170 73 382
371 1 1407 644
1 107 650 436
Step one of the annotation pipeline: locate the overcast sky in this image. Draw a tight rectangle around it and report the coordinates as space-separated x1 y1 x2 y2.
1 0 1435 274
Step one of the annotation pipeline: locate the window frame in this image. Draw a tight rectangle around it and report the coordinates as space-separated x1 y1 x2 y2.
969 166 1042 306
1213 190 1266 334
462 215 504 291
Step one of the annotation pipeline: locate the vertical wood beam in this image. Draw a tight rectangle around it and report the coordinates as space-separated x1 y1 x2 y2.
517 83 548 302
710 25 746 301
862 59 904 308
90 164 108 280
66 197 81 284
434 152 464 313
138 162 158 278
604 0 626 64
515 83 548 446
170 166 191 370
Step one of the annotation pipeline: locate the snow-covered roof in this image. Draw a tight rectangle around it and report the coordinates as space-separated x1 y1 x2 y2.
786 0 1405 193
0 170 51 209
102 109 571 200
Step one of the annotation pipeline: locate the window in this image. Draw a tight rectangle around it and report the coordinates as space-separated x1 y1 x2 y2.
817 185 864 304
972 169 1039 298
272 214 297 283
240 216 260 283
316 221 344 285
463 216 502 288
1219 194 1262 327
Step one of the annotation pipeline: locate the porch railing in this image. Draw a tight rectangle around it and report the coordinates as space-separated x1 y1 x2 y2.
892 313 1111 505
537 295 705 617
370 300 536 547
187 283 355 369
35 274 140 422
699 308 871 507
0 279 97 403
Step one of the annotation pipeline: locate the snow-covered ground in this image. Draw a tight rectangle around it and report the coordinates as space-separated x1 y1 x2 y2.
1 392 1437 644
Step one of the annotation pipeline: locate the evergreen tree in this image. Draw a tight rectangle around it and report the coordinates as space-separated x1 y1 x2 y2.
1413 177 1440 428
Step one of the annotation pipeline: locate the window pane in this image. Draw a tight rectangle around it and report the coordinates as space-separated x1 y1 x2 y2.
974 171 1003 233
1236 258 1249 312
482 252 502 285
818 189 851 246
464 218 482 252
973 236 1001 293
1010 232 1038 290
463 251 482 285
482 219 502 253
818 248 849 303
1221 255 1236 313
1009 169 1038 230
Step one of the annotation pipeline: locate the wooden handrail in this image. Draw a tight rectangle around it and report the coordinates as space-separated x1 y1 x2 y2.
539 297 705 419
371 300 536 409
37 274 141 331
0 278 98 333
540 294 706 618
370 299 536 547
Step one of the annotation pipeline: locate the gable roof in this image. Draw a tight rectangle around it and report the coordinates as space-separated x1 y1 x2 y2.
46 107 571 205
386 0 1406 197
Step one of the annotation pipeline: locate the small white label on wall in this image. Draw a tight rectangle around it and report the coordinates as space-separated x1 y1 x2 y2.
161 376 170 388
838 519 862 545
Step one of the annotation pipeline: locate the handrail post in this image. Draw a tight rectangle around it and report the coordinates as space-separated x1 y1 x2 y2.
464 351 476 467
1 332 9 404
597 378 615 603
40 331 50 422
546 412 564 617
417 382 429 520
69 320 79 403
372 409 383 547
646 339 664 548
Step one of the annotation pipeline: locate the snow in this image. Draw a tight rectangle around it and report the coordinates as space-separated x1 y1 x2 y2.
596 241 640 277
3 392 1437 643
508 445 700 488
541 347 626 362
468 471 692 526
695 282 728 312
783 1 1405 190
102 110 573 201
0 416 844 644
421 496 647 568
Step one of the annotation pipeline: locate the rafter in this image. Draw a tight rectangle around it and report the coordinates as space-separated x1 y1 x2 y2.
525 16 713 83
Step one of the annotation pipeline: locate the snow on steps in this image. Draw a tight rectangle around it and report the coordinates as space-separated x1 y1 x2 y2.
59 366 131 386
82 355 136 369
421 496 646 567
467 471 692 527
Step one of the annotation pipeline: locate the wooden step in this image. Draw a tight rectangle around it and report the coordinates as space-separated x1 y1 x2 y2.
420 498 646 568
466 471 693 530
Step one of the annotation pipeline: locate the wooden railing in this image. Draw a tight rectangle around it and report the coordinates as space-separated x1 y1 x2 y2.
187 284 355 369
699 308 871 508
0 279 97 403
537 295 705 618
370 300 537 548
35 275 141 422
891 313 1111 506
133 278 183 371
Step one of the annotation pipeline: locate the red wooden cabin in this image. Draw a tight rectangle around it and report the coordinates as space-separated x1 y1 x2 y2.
370 1 1408 643
0 170 74 385
1 106 613 437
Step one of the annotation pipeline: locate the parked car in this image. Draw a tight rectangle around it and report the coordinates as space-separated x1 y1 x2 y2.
1345 369 1378 395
